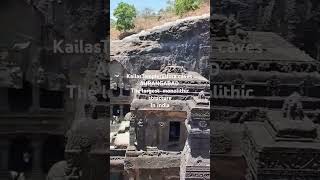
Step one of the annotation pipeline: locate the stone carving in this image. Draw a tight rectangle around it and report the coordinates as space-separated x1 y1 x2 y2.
211 132 231 154
312 110 320 124
158 121 166 128
31 62 68 90
62 119 107 180
221 61 231 70
212 15 248 43
266 75 280 96
46 160 79 180
65 2 100 33
32 63 46 85
191 110 210 120
84 103 94 118
89 78 102 93
66 133 91 150
185 170 210 179
110 156 125 161
258 150 320 170
32 62 68 90
239 109 266 123
198 121 208 128
160 64 166 72
123 160 134 169
161 65 187 74
212 110 242 122
198 91 206 99
299 77 314 96
136 118 146 150
232 74 245 86
137 118 144 127
282 92 304 120
243 95 320 180
47 73 68 90
10 67 23 88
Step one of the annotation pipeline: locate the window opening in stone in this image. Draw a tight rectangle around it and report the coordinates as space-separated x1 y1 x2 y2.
169 121 180 142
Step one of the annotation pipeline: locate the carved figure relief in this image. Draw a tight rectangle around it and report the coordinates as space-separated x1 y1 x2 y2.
282 92 304 120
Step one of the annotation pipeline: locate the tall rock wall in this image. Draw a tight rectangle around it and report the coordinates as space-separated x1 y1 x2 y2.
111 14 210 77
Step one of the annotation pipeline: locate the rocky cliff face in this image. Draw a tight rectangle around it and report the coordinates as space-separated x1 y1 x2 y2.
111 14 210 77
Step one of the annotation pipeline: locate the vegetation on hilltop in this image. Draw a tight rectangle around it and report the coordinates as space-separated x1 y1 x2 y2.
175 0 201 16
111 0 209 40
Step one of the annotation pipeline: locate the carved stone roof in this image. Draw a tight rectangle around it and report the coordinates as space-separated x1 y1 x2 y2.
190 96 210 107
244 121 320 148
267 111 317 139
243 118 320 179
212 19 320 84
214 70 320 84
214 32 316 63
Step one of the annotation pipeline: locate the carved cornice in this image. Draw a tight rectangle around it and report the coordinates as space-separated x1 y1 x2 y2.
214 60 320 74
185 166 210 179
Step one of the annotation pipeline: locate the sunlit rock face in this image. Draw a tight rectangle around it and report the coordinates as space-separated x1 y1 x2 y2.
111 14 210 78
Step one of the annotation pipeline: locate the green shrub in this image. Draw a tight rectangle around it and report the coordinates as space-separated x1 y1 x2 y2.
175 0 200 16
113 2 137 32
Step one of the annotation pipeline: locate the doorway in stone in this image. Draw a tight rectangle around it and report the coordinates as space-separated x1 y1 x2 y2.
169 121 180 142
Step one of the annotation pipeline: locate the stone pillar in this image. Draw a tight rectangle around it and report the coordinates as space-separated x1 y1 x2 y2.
31 139 43 180
0 139 9 171
120 88 123 96
120 105 124 118
137 119 146 150
0 88 9 112
129 120 136 146
317 44 320 61
110 104 114 116
158 122 166 149
30 84 40 112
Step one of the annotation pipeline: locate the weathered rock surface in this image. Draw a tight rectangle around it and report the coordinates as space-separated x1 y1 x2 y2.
111 14 210 77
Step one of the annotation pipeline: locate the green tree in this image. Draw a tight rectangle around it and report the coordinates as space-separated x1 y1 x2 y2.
174 0 200 16
113 2 137 32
